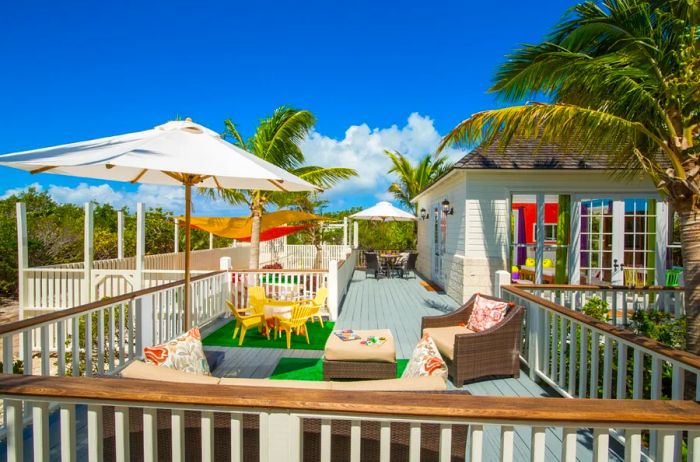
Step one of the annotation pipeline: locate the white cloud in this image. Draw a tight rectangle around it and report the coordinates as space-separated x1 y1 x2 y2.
299 113 465 203
1 182 43 199
1 113 465 213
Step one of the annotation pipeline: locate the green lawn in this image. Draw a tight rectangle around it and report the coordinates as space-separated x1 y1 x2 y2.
203 320 334 350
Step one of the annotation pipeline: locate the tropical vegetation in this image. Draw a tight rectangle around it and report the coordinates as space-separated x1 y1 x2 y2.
384 150 452 213
438 0 700 355
0 188 223 298
217 106 357 269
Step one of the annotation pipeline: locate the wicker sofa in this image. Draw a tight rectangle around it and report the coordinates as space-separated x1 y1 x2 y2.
421 293 525 385
102 361 469 461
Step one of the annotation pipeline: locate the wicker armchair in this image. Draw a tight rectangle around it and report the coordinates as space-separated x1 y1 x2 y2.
421 294 525 385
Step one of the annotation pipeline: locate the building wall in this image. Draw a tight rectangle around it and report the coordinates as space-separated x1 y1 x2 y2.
416 169 659 303
415 171 467 303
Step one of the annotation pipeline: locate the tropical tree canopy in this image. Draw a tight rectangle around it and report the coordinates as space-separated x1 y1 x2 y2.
215 106 357 267
440 0 698 205
384 150 452 212
438 0 700 358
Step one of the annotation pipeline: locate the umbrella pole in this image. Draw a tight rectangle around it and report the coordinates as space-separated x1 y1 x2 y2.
184 182 192 331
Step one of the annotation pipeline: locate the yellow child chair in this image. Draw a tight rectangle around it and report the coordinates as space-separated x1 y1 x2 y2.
299 287 328 327
275 304 317 349
226 300 267 346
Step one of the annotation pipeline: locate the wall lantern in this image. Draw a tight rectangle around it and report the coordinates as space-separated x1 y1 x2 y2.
441 199 454 216
420 208 428 220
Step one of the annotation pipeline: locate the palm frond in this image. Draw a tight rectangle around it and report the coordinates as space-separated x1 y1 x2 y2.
292 165 358 189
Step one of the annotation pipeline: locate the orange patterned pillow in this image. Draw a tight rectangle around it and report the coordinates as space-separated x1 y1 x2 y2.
143 327 211 376
401 333 448 381
466 294 512 332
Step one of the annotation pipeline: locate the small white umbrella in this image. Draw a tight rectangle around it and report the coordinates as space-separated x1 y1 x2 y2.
350 201 417 251
0 119 319 328
350 201 417 222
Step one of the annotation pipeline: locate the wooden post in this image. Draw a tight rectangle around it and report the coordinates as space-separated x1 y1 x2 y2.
209 232 214 250
117 210 124 260
353 221 359 249
174 218 179 253
135 203 145 290
184 182 192 330
83 203 94 304
16 203 28 317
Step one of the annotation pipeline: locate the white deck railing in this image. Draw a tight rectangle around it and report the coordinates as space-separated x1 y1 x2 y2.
260 243 351 270
2 271 229 374
514 284 685 324
1 374 698 462
503 284 700 459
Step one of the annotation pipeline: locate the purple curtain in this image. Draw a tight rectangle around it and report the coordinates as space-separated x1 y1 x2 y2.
516 206 526 265
581 203 589 267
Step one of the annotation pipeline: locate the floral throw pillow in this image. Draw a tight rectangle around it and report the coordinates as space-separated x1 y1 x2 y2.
401 333 448 381
466 294 512 332
143 327 211 376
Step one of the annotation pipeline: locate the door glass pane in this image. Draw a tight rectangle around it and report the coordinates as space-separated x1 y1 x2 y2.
580 199 613 283
623 198 656 286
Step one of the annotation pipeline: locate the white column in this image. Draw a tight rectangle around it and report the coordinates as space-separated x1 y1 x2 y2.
117 210 124 259
174 218 179 253
343 217 348 246
16 203 28 314
209 232 214 250
83 203 94 304
655 201 669 285
535 193 545 284
494 270 511 298
327 259 339 320
135 203 145 290
353 221 359 249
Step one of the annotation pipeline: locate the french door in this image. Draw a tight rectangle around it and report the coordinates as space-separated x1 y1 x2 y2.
432 204 446 287
579 197 658 285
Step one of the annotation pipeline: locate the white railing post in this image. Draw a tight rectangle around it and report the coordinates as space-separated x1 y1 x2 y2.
174 217 179 253
328 259 339 320
117 210 124 260
343 217 348 246
83 202 95 304
353 221 359 249
16 203 28 315
528 301 540 380
494 270 510 297
264 411 302 462
136 294 154 353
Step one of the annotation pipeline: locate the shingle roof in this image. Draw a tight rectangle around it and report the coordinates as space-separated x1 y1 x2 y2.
453 138 611 170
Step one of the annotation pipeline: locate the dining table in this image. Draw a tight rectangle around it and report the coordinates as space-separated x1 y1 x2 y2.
379 254 399 277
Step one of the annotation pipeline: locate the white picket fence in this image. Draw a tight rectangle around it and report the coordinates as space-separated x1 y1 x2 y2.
259 242 351 270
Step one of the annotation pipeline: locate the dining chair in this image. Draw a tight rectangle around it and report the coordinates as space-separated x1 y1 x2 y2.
275 304 316 349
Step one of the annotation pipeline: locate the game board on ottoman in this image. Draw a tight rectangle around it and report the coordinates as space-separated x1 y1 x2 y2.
323 329 396 380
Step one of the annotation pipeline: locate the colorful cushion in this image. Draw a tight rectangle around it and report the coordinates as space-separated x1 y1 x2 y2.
401 333 448 381
466 294 512 333
143 327 211 376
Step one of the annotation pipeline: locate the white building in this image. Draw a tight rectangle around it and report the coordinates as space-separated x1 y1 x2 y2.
412 139 676 303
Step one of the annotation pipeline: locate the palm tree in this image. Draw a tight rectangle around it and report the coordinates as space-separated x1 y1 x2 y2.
217 106 357 268
438 1 700 354
384 150 452 213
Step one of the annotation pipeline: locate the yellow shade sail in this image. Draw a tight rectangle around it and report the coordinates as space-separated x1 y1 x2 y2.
178 210 324 240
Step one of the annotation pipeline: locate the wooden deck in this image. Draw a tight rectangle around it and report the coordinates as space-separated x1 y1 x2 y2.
203 269 624 462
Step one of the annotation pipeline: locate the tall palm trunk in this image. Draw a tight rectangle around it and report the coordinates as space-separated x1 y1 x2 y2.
679 209 700 356
249 198 262 269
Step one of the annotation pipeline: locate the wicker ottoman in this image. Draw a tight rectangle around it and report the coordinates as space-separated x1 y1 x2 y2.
323 329 397 380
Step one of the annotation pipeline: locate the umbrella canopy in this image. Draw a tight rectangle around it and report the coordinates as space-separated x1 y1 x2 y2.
350 201 417 222
181 210 323 240
0 120 318 192
0 119 319 329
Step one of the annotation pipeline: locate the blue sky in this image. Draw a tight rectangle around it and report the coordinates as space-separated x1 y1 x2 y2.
0 0 577 215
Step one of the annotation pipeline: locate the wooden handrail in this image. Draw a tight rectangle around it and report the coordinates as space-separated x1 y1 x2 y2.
0 270 226 336
516 283 684 292
0 374 698 426
503 285 700 371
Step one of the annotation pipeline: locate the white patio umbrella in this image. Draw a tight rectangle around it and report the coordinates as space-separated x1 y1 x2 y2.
350 201 417 222
0 118 319 328
350 201 417 250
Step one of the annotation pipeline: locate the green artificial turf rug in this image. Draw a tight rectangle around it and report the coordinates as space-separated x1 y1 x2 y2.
202 320 334 350
269 357 409 381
